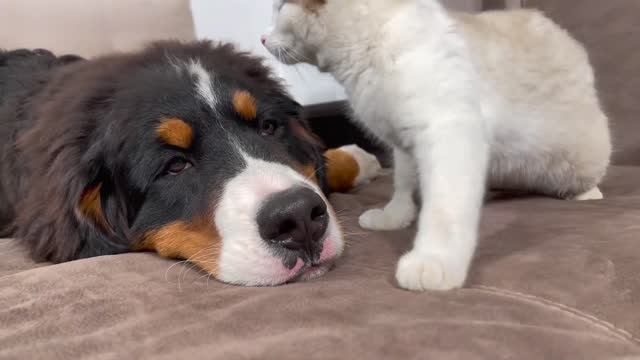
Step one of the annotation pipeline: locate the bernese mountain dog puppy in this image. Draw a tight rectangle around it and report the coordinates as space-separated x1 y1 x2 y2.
0 41 380 286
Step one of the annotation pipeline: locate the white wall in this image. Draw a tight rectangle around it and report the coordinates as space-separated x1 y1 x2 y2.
190 0 479 106
190 0 345 106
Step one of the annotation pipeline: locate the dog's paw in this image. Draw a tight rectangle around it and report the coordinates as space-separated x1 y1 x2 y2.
573 186 603 201
395 250 467 291
338 145 382 186
358 201 416 231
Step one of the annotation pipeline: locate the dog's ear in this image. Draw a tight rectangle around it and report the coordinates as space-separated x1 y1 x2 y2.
16 138 130 263
14 71 130 263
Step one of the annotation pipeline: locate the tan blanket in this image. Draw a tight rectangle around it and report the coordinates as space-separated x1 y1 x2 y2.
1 166 639 359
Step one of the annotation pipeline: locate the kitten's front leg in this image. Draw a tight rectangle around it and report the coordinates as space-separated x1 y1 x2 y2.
396 119 489 291
359 147 418 231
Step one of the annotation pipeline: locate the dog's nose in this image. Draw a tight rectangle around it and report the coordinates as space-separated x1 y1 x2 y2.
260 35 267 45
257 187 329 253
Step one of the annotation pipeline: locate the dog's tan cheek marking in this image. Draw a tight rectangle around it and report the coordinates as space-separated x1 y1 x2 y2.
324 149 360 193
156 118 193 149
77 183 110 231
136 220 221 276
297 163 319 184
232 90 258 121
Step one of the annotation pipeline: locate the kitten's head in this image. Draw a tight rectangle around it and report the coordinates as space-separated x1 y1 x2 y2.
262 0 329 68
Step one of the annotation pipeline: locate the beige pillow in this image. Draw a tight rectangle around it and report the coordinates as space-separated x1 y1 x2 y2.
0 0 196 57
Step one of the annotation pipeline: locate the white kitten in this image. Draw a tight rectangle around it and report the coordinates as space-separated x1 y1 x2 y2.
263 0 611 291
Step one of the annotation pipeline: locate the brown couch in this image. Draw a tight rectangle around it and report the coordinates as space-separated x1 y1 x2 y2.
1 1 639 359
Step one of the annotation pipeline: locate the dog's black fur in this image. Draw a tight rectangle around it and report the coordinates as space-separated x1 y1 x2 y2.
0 41 327 263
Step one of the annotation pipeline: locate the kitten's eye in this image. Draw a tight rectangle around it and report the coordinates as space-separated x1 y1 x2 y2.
164 158 192 176
260 120 278 136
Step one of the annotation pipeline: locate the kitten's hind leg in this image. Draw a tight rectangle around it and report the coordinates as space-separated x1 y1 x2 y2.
359 147 417 231
572 186 603 201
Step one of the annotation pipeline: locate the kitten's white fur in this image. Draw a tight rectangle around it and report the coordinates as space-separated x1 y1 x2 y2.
264 0 611 290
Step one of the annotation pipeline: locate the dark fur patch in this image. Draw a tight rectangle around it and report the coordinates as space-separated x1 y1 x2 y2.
290 118 324 148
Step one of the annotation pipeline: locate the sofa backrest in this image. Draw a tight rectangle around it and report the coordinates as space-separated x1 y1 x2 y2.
522 0 640 165
0 0 196 57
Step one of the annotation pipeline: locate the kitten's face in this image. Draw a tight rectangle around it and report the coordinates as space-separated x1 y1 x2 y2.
262 0 327 67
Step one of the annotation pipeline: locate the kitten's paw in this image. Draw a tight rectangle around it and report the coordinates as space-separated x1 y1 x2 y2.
358 202 416 231
573 186 603 201
395 250 467 291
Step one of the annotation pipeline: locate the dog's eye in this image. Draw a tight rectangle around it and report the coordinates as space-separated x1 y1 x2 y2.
260 120 278 136
164 158 192 176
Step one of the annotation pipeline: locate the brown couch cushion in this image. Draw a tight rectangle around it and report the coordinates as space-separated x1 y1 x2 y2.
0 0 196 57
522 0 640 165
1 166 639 359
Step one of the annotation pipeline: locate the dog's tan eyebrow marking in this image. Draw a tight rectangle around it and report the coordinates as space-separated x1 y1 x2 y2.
156 118 194 149
232 90 258 121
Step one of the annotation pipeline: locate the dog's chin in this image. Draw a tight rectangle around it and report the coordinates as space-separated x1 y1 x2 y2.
283 235 341 284
292 261 335 282
214 230 342 287
218 260 336 287
269 236 341 285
